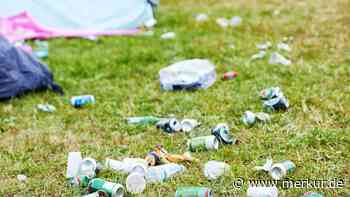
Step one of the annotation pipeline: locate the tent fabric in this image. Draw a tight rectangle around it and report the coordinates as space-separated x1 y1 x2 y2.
0 36 63 101
0 0 155 42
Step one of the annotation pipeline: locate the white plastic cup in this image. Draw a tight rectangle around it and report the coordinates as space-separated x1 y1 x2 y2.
126 172 146 194
247 186 278 197
146 163 186 183
203 161 230 180
105 158 128 174
79 157 97 178
269 160 295 180
181 119 200 132
66 152 82 178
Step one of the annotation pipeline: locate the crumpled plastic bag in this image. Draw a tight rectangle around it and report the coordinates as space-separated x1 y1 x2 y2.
0 36 63 101
159 59 216 91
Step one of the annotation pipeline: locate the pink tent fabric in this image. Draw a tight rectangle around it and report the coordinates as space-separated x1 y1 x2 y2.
0 12 139 42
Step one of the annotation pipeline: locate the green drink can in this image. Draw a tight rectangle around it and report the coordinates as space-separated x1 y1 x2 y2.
187 136 219 152
175 187 213 197
270 160 296 180
88 178 124 197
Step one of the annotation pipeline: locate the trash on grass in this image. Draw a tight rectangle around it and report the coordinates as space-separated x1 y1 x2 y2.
161 32 176 40
256 42 272 50
230 16 242 27
269 52 291 66
127 116 161 125
203 161 230 180
259 87 289 111
146 163 186 183
159 59 216 91
66 152 83 179
195 14 209 22
277 42 291 52
105 158 148 175
17 174 27 183
211 123 237 144
126 172 146 194
242 111 270 126
37 104 56 112
255 159 296 180
251 51 267 60
82 190 108 197
188 136 219 152
222 71 238 80
180 119 201 132
71 95 95 108
78 157 99 179
247 186 278 197
175 187 213 197
156 118 182 133
254 158 273 172
88 178 124 197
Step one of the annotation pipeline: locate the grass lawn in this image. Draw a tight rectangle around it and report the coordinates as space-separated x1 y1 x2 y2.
1 0 349 196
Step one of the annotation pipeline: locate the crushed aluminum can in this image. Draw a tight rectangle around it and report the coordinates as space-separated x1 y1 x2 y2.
37 104 56 112
175 187 213 197
269 160 296 180
180 119 200 132
88 178 124 197
156 118 182 133
263 96 289 111
187 136 219 152
211 123 236 144
222 71 238 80
259 87 282 100
70 95 95 108
302 192 324 197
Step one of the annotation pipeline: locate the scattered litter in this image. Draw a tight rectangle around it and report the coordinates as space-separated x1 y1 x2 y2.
17 174 27 183
33 40 49 59
127 116 161 125
195 13 209 22
255 159 296 180
156 118 182 133
37 104 56 112
161 32 176 40
222 71 238 80
303 192 324 197
251 51 266 60
70 95 95 108
247 186 278 197
269 160 296 180
144 18 157 28
242 111 270 126
145 144 197 166
105 158 148 174
88 178 124 197
180 119 200 132
211 123 237 144
187 136 219 152
277 42 291 52
146 163 186 183
126 172 146 194
216 18 229 28
203 161 230 180
230 16 242 27
78 157 99 179
260 87 289 111
66 152 83 179
269 52 291 65
82 190 108 197
256 42 272 50
175 187 213 197
159 59 216 91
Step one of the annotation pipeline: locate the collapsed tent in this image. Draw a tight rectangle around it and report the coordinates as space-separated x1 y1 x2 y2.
0 36 63 101
0 0 158 42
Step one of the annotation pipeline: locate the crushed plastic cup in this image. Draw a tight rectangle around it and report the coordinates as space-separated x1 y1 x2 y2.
126 172 146 194
180 119 200 132
159 59 216 91
146 163 186 183
251 51 267 60
247 186 278 197
269 52 291 65
105 159 128 174
195 13 209 22
216 18 229 28
37 104 56 112
175 187 213 197
156 118 182 133
203 161 230 180
17 174 27 183
256 41 272 50
263 96 289 111
79 157 98 179
277 42 291 52
230 16 242 27
161 32 176 40
88 178 124 197
187 136 219 152
66 152 83 179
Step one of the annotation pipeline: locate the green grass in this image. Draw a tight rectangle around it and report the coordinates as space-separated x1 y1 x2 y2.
1 0 350 196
